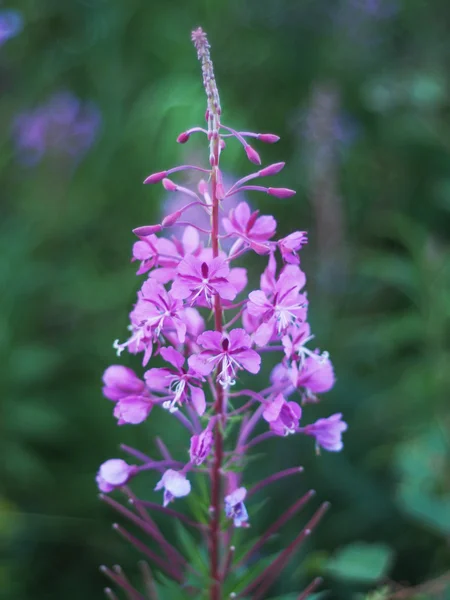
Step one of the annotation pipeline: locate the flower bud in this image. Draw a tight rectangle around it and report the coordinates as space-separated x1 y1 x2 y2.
162 178 178 191
143 171 167 184
177 131 190 144
267 187 296 198
189 428 213 465
259 162 285 177
162 209 183 227
244 144 261 165
258 133 280 143
132 224 163 236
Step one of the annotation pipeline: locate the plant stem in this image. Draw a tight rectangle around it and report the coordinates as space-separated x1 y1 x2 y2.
210 130 224 600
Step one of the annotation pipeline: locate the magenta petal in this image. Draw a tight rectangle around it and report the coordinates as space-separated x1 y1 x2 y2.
196 330 222 351
189 384 206 416
228 267 248 294
253 322 274 346
171 279 192 300
188 354 216 376
160 346 185 370
144 368 172 390
234 348 261 374
213 279 237 300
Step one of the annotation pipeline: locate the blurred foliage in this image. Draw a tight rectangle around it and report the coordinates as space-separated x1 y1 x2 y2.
2 0 450 598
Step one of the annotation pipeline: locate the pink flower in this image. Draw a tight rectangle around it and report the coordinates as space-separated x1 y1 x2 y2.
96 459 136 492
189 425 213 465
132 233 159 275
224 487 248 527
113 395 154 425
247 265 308 346
303 413 347 452
102 365 146 401
171 254 237 305
296 355 335 396
155 469 191 506
145 346 206 415
152 226 203 283
189 329 261 388
223 201 276 255
114 280 186 366
278 231 308 265
262 393 301 436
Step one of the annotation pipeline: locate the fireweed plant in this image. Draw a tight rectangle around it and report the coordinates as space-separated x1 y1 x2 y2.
97 28 347 600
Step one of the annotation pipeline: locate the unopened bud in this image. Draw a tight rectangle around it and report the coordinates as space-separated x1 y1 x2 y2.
259 162 285 177
219 139 226 150
177 131 190 144
258 133 280 143
198 179 209 195
162 210 183 227
162 178 178 191
267 187 296 199
132 224 162 236
244 144 261 165
143 171 167 184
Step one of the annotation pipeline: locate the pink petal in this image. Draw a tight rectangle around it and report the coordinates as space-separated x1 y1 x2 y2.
253 322 274 346
247 290 270 315
189 384 206 416
196 330 222 351
171 278 192 300
208 256 230 279
250 215 277 238
233 202 251 230
228 268 248 294
178 254 202 279
114 397 152 424
234 348 261 374
188 354 216 376
144 368 172 390
262 394 284 423
182 225 200 254
229 328 252 349
213 279 237 301
160 346 185 370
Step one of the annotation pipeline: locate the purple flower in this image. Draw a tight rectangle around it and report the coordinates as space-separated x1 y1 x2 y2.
155 470 191 506
13 91 101 166
225 487 249 527
263 393 301 436
145 346 206 415
223 201 276 255
113 395 154 425
172 254 237 305
278 231 308 265
247 265 308 345
0 10 23 45
189 426 213 465
304 414 348 452
132 233 159 276
114 280 186 366
102 365 146 401
295 355 335 396
96 459 136 492
188 329 261 388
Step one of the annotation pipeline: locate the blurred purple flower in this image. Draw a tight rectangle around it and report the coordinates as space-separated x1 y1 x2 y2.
0 10 23 46
12 91 101 166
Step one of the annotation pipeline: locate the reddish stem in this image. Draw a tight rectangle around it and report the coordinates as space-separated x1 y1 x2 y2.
209 132 225 600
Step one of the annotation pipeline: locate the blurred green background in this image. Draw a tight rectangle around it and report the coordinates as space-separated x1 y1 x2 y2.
2 0 450 598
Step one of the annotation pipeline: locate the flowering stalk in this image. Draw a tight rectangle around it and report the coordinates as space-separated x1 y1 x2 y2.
97 27 348 599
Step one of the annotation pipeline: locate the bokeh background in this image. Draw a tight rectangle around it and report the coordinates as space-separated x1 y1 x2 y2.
2 0 450 598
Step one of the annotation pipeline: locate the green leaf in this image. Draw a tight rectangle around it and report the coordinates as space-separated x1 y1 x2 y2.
325 542 394 583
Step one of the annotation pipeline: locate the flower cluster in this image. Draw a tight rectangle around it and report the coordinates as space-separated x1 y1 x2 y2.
12 91 101 166
97 27 347 598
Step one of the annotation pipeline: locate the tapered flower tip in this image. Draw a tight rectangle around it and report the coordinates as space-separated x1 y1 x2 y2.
162 209 183 227
162 178 177 191
143 171 167 184
267 187 296 198
244 144 261 165
177 131 190 144
132 224 162 236
198 179 209 195
259 162 285 177
258 133 280 143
